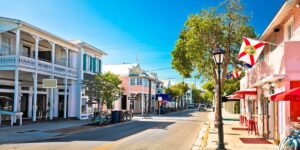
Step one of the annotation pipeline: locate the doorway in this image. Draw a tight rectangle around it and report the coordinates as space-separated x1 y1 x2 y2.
58 95 68 117
262 97 269 138
20 94 29 117
121 95 127 110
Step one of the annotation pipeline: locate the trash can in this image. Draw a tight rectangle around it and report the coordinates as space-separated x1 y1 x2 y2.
112 111 120 123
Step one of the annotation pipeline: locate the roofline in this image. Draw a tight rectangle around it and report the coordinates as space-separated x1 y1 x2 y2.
0 17 79 48
79 42 107 55
259 1 288 39
0 16 106 54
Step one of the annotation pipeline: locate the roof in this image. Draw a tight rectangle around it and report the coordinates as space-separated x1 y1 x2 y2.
0 16 107 55
260 1 296 40
103 64 139 76
70 39 107 55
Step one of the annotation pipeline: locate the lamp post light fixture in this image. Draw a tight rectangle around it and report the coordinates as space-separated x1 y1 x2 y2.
212 45 226 150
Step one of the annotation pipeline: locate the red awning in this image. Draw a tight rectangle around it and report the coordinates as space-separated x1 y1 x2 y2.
226 94 244 100
234 89 257 96
270 87 300 101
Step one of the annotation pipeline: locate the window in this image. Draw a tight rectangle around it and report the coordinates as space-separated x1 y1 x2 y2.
137 78 142 85
144 79 148 87
287 23 294 40
1 36 11 55
270 37 276 52
285 17 294 40
130 78 136 85
260 51 265 61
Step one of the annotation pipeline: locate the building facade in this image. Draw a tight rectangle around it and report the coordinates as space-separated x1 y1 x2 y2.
0 17 106 122
239 0 300 144
103 64 161 114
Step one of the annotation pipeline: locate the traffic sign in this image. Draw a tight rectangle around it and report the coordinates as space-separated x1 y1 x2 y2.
128 97 137 101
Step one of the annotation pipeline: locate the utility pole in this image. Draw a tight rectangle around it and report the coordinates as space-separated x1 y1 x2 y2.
148 79 152 116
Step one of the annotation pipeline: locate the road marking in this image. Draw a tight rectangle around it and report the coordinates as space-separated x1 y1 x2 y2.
92 142 114 150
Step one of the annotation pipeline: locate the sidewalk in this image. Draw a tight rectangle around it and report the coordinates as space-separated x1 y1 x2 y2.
0 120 92 144
204 110 278 150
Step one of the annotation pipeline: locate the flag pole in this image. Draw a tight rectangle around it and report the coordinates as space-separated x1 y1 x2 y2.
242 36 277 46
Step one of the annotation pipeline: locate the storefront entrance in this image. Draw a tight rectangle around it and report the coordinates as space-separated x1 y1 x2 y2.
263 97 269 138
20 94 28 117
58 95 68 117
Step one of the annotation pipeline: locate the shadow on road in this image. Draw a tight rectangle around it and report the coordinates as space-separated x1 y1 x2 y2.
3 120 175 145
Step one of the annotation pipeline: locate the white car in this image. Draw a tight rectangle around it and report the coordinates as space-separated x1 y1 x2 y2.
198 104 206 112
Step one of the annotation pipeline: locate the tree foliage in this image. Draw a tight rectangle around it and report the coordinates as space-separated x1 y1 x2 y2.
171 0 256 123
171 0 256 84
164 82 189 104
83 72 122 113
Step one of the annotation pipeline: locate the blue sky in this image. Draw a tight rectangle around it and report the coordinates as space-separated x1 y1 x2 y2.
0 0 284 86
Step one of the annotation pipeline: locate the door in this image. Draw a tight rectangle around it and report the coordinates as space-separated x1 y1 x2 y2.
20 94 28 117
58 95 68 117
263 97 269 138
121 95 127 110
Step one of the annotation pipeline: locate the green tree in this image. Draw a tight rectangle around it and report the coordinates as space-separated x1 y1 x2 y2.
83 72 122 116
191 84 203 104
171 0 256 124
164 82 189 109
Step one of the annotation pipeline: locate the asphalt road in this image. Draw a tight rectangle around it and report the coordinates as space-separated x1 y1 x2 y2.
0 109 209 150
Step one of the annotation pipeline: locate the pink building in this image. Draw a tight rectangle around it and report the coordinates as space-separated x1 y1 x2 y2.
239 0 300 144
103 64 162 114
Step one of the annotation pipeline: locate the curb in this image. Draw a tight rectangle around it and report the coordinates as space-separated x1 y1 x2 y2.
192 121 210 150
200 122 210 150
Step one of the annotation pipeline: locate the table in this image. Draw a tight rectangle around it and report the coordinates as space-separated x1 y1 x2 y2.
0 110 23 126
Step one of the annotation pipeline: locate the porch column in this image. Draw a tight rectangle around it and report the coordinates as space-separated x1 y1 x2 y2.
49 42 55 120
64 78 68 118
28 87 33 118
33 73 38 122
32 35 39 122
141 93 144 115
13 29 20 113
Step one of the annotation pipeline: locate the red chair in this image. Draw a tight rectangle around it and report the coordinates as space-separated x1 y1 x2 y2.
248 119 257 135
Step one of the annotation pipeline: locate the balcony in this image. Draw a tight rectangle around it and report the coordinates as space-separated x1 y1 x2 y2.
0 55 77 79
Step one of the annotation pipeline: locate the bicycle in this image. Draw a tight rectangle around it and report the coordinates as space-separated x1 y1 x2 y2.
278 122 300 150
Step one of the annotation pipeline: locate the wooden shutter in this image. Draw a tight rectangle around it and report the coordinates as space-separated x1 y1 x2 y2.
93 57 96 73
83 54 86 71
89 57 93 71
98 59 101 73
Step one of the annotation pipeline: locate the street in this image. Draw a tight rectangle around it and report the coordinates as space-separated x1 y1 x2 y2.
0 110 209 150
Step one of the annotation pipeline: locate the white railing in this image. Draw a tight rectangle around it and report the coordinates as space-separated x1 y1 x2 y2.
68 68 78 78
0 55 16 66
38 60 53 74
54 64 67 76
19 56 35 69
0 55 78 78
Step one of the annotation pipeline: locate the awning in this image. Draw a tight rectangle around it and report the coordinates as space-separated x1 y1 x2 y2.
270 87 300 101
226 94 244 100
234 88 257 95
252 74 285 87
0 22 18 34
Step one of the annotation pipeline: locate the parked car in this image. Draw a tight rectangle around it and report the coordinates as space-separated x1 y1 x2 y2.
198 104 206 112
187 104 194 109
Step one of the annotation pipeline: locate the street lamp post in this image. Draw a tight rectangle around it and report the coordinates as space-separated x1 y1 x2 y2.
212 45 226 150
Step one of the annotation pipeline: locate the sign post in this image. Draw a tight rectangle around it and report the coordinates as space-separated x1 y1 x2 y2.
158 97 162 116
42 79 57 120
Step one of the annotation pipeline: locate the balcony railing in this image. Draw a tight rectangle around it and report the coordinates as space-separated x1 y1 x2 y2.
0 55 77 78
